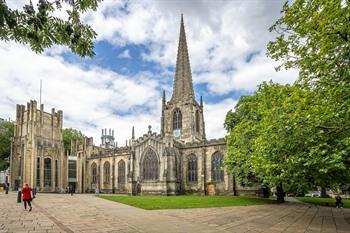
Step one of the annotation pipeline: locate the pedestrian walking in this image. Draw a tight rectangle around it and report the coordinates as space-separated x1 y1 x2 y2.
69 184 74 196
22 184 33 212
5 182 9 194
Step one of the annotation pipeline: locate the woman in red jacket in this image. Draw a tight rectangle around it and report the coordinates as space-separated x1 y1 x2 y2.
22 184 33 211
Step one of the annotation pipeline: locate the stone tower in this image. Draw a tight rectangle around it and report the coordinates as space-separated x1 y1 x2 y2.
9 100 67 192
162 15 205 143
101 128 115 148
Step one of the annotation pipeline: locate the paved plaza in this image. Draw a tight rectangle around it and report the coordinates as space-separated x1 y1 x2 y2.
0 192 349 233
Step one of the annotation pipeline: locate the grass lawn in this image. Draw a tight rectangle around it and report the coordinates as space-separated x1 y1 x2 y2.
296 197 350 208
98 195 276 210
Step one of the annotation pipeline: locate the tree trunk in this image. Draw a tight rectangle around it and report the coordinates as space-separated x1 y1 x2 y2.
321 187 327 198
276 183 285 203
233 176 237 196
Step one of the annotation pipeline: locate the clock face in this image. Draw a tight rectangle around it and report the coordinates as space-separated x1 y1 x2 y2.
173 129 181 137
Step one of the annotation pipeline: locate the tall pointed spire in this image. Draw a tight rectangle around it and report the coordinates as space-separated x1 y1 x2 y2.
162 90 166 106
171 14 194 103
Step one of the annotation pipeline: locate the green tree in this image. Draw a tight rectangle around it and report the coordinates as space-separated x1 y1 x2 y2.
267 0 350 195
63 128 84 153
225 82 350 202
0 120 14 170
267 0 349 86
0 0 101 57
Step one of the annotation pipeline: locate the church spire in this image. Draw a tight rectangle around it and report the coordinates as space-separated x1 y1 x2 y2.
171 14 194 103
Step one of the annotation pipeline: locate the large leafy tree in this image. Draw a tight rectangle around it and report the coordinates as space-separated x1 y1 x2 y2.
63 128 84 153
0 120 14 170
0 0 101 57
267 0 350 193
225 82 350 202
225 0 350 202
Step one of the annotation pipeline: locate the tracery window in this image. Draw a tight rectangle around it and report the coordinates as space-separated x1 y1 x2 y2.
103 162 110 184
195 110 200 133
211 152 224 182
142 149 159 180
118 160 126 190
44 158 52 187
188 155 198 182
173 108 182 130
91 163 97 184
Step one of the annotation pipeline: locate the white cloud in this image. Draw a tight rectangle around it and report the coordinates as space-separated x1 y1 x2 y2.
204 98 238 139
82 0 297 94
0 41 160 145
0 1 299 143
118 49 131 59
194 53 298 95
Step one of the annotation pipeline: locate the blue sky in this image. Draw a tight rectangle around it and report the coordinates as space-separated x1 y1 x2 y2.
0 0 298 145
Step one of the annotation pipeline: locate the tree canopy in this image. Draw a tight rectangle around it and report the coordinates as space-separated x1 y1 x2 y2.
267 0 349 86
225 0 350 201
0 120 14 170
0 0 101 57
63 128 84 153
225 82 350 200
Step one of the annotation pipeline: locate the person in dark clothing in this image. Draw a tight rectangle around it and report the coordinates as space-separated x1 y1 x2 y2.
335 195 344 208
69 184 74 196
5 182 9 194
22 184 33 212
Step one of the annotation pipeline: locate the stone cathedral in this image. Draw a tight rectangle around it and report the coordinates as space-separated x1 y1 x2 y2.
10 16 257 195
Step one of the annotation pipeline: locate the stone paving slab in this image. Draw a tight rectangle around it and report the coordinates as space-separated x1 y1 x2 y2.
1 192 350 232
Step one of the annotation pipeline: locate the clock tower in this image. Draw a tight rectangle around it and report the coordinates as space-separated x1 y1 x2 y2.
161 15 205 144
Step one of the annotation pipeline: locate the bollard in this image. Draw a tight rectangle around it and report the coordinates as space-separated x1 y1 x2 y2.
17 190 22 203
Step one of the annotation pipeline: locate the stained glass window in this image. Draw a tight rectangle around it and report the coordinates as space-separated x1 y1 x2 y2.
118 160 126 190
188 155 198 182
103 162 110 184
142 149 159 180
211 152 224 182
44 158 52 187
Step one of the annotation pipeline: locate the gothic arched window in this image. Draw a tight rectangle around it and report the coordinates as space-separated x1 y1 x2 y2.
195 110 200 133
211 152 224 182
91 163 97 184
118 160 126 189
44 158 52 187
142 149 159 180
173 108 182 130
188 155 198 182
103 162 110 184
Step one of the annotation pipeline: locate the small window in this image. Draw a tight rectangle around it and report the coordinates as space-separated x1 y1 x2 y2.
188 155 198 182
91 163 97 184
195 110 200 133
173 108 182 130
103 162 110 184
